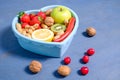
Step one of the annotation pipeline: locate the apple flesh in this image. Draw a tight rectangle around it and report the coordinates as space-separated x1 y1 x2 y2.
50 6 72 24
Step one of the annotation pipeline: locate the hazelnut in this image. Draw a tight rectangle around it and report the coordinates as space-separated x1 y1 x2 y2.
29 60 42 73
44 17 54 26
57 65 71 76
86 27 96 37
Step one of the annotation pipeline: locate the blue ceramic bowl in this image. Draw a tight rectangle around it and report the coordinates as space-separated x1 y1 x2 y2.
12 5 79 57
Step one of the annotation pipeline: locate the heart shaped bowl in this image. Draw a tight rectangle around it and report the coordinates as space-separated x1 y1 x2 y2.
12 5 79 57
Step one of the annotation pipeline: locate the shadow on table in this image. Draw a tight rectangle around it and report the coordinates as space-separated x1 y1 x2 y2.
79 52 88 64
53 70 66 79
82 31 92 38
24 66 37 75
0 26 19 51
0 25 54 74
0 25 52 60
77 69 85 76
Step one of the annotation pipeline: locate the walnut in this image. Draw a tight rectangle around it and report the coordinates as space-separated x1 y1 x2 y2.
86 27 96 37
57 65 71 76
45 9 53 16
44 17 54 26
29 60 42 73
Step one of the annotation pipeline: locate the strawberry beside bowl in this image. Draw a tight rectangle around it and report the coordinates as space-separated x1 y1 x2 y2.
12 5 79 57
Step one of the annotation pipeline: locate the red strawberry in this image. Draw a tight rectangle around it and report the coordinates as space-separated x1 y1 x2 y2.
29 16 42 26
29 13 36 20
20 13 30 23
37 11 46 20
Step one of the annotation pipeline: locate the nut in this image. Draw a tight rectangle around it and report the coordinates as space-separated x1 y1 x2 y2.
86 27 96 37
57 65 71 76
45 9 52 16
25 33 31 38
28 29 33 35
31 26 36 31
29 60 42 73
56 31 64 36
21 29 27 35
16 23 23 33
41 24 49 29
44 17 54 26
25 25 30 29
25 28 29 33
53 35 61 40
33 23 39 29
64 19 69 26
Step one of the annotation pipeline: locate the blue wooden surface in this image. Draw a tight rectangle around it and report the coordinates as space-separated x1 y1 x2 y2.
0 0 120 80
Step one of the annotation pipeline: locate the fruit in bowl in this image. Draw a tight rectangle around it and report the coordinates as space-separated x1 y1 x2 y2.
50 6 72 24
16 5 75 42
12 5 79 57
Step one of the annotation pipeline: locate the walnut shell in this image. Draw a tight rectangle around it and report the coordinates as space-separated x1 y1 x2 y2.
29 60 42 73
86 27 96 37
44 17 54 26
57 65 71 76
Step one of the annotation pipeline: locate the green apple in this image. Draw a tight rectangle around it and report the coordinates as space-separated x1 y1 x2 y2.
50 6 72 24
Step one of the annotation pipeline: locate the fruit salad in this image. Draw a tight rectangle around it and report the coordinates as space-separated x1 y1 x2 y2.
16 6 76 42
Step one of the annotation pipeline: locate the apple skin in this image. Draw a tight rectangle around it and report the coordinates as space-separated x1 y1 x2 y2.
50 6 72 24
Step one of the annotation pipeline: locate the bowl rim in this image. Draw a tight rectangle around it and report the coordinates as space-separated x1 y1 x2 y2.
12 5 79 45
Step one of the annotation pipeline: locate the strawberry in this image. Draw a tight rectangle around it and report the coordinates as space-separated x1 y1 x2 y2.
29 16 42 26
29 13 36 20
37 11 46 20
20 13 30 23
